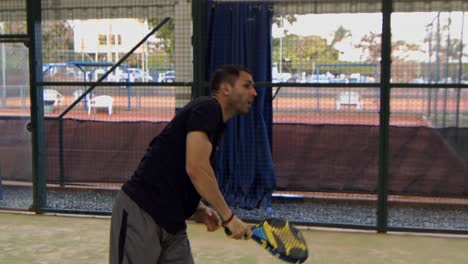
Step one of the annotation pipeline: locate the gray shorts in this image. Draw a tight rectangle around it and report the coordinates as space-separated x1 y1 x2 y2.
109 190 194 264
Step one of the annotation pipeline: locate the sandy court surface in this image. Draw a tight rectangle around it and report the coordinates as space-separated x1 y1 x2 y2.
1 212 468 264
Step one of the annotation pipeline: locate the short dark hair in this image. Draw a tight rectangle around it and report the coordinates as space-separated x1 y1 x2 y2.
210 65 252 92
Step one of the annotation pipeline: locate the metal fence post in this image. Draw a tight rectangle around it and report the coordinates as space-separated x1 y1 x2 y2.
377 0 392 233
27 0 47 212
192 0 208 98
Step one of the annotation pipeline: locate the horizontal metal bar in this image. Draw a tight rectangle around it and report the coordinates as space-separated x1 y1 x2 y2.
388 226 468 235
38 81 193 87
37 81 468 89
0 115 31 120
0 39 29 43
0 208 33 213
391 83 468 89
0 34 29 38
262 82 468 89
41 208 111 216
256 82 380 88
0 34 29 43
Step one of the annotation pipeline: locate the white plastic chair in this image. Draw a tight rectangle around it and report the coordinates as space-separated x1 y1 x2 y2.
336 91 364 110
87 95 114 115
43 89 64 106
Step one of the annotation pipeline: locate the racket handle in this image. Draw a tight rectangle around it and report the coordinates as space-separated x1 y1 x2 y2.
224 227 248 239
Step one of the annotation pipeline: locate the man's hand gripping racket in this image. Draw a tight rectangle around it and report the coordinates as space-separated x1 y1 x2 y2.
225 218 309 263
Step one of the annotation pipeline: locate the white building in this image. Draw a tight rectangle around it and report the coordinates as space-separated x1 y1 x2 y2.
72 19 149 61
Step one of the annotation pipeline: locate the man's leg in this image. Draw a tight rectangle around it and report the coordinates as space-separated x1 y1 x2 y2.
157 227 194 264
109 191 126 264
109 190 163 264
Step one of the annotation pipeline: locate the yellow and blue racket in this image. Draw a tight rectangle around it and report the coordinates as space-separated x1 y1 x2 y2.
226 218 309 263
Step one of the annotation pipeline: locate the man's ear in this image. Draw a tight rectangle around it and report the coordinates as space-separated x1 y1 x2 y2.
219 82 231 95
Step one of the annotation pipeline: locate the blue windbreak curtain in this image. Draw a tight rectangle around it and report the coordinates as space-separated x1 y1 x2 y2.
206 1 276 209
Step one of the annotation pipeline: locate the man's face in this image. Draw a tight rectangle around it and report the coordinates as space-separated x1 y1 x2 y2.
228 71 257 114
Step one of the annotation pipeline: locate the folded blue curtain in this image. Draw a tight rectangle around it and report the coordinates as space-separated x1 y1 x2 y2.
206 1 276 209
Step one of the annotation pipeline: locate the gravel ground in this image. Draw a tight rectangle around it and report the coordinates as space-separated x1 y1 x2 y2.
1 185 467 232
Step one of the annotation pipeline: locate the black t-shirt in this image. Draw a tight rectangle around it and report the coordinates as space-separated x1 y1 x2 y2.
122 96 225 234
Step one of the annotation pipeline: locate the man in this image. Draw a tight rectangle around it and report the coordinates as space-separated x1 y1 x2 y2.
110 65 257 264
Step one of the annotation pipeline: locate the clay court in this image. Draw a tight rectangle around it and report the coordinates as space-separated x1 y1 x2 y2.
4 88 465 126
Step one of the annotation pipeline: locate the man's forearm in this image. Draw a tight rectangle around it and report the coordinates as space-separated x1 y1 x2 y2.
188 165 232 221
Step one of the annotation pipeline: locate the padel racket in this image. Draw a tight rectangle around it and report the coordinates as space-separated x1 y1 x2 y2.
226 218 309 263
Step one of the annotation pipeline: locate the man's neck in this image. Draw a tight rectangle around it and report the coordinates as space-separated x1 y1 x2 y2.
212 94 234 122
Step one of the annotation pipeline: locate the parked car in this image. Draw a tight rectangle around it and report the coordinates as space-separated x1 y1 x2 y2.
348 73 371 83
328 77 349 84
305 74 329 83
159 70 176 83
272 72 292 83
127 67 153 82
410 78 426 84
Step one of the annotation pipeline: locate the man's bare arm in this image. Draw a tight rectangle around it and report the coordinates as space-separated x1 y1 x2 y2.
186 131 252 239
185 131 232 221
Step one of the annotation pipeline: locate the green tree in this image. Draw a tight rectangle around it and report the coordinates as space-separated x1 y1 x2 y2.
329 26 352 50
273 26 351 73
147 18 174 67
272 15 297 27
355 32 425 81
425 32 467 64
354 32 382 63
355 32 421 63
2 20 74 74
42 20 74 63
424 30 468 82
